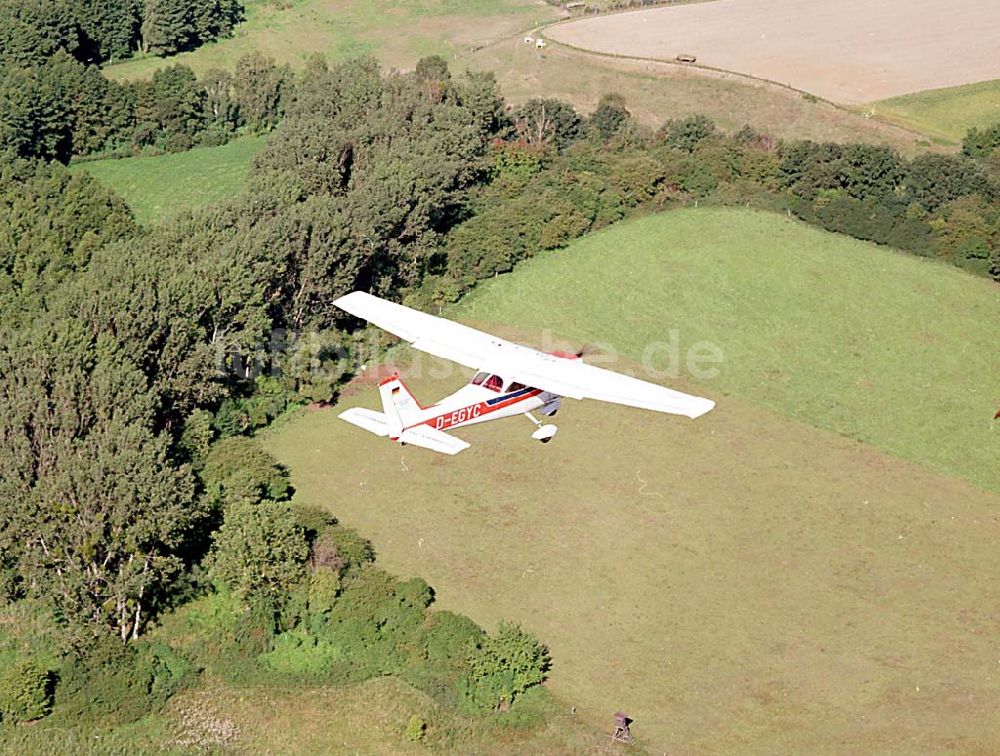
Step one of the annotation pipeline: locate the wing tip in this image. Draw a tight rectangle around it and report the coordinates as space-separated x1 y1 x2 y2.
687 398 716 419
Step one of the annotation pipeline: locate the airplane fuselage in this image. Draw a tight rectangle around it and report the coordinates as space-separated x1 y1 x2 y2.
415 383 548 432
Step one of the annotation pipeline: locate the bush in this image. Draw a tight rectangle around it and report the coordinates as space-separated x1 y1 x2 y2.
325 567 428 675
0 658 52 723
421 612 484 668
259 628 342 678
209 499 308 605
406 714 426 742
461 622 550 712
201 437 290 509
56 639 190 724
308 567 341 615
404 610 485 706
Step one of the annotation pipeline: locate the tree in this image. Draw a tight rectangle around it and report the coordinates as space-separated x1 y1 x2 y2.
0 325 200 643
0 58 73 161
778 140 843 199
232 51 287 132
200 68 239 134
962 123 1000 160
0 155 135 306
663 114 716 152
589 93 630 141
201 436 290 509
75 0 142 63
133 64 206 150
209 499 309 606
839 143 903 201
140 0 192 55
190 0 243 44
904 153 993 212
0 0 79 66
513 98 581 150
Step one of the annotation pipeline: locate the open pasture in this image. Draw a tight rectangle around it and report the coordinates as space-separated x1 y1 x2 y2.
266 208 1000 752
546 0 1000 104
105 0 558 81
457 208 1000 494
870 79 1000 145
68 136 266 225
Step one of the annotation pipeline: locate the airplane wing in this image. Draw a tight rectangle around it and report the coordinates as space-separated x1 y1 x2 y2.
333 291 714 419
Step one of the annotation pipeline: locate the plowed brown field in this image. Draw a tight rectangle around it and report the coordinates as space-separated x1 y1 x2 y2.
547 0 1000 104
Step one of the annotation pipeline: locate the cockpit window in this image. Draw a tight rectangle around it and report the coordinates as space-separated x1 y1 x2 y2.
471 371 490 386
508 382 526 392
483 374 504 392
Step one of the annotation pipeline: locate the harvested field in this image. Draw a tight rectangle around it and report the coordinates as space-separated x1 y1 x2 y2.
547 0 1000 104
468 38 928 152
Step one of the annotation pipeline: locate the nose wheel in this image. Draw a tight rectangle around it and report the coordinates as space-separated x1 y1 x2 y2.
525 411 558 444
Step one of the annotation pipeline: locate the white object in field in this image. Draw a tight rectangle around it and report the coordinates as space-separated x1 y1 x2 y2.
536 38 547 48
524 36 534 44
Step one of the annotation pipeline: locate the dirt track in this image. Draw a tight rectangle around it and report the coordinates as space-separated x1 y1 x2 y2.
546 0 1000 103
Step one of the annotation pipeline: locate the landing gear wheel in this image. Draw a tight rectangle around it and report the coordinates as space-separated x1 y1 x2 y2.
531 424 558 443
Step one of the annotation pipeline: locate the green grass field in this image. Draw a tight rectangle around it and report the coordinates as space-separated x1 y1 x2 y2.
69 136 266 225
869 79 1000 144
456 208 1000 493
104 0 557 81
264 208 1000 752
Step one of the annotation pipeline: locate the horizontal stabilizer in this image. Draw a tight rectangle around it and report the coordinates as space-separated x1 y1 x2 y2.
399 425 470 455
339 407 389 437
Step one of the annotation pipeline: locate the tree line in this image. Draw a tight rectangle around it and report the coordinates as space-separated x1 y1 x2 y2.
0 50 288 161
0 0 243 65
0 55 551 733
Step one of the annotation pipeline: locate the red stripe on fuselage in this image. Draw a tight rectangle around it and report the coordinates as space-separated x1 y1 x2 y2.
415 389 543 432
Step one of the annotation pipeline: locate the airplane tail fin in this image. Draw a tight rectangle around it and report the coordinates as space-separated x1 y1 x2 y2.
378 374 424 437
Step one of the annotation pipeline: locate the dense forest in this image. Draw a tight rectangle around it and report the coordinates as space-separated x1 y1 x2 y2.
1 3 999 736
0 0 243 64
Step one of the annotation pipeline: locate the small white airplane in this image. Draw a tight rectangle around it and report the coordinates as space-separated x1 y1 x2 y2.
332 291 715 455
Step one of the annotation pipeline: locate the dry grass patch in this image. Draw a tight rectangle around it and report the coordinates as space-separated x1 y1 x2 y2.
467 39 927 153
